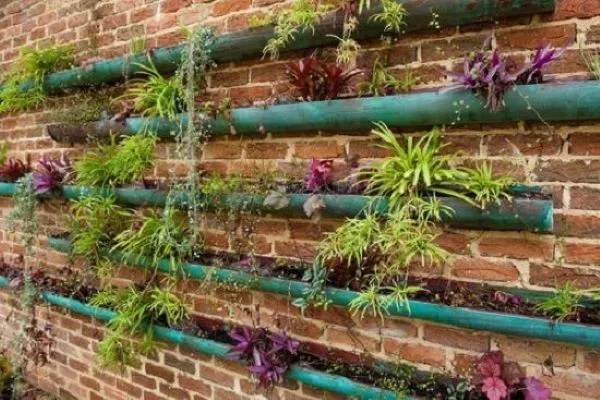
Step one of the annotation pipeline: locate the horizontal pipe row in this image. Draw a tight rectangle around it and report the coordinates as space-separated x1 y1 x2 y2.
0 275 401 400
0 182 554 232
49 237 600 348
13 0 554 93
46 82 600 142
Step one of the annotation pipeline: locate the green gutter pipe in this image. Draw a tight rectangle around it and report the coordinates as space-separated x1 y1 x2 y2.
0 276 400 400
46 81 600 142
0 182 553 232
15 0 553 93
48 237 600 349
60 185 553 232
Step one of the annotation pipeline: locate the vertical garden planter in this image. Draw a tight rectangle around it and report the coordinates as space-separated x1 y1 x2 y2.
48 237 600 349
10 0 554 94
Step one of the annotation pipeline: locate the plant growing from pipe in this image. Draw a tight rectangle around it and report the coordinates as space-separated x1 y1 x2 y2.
90 285 190 369
32 155 74 195
0 45 75 113
0 157 31 183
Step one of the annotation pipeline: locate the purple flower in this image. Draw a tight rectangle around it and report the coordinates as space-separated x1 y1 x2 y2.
33 155 73 194
304 159 333 192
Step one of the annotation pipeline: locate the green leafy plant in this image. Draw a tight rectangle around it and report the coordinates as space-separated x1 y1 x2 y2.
249 14 273 28
0 144 8 165
90 285 189 369
362 122 472 212
359 59 417 96
0 45 75 113
535 283 583 322
130 34 147 55
318 211 380 268
264 0 334 59
581 48 600 80
293 258 332 311
112 206 195 272
117 57 183 120
74 134 156 187
69 195 133 261
371 0 407 34
465 162 513 209
330 35 362 66
349 282 388 321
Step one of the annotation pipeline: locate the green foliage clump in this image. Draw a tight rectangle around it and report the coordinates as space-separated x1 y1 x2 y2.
264 0 334 60
465 162 513 209
74 134 156 187
112 206 195 272
69 195 132 260
117 58 184 120
359 59 417 96
0 45 75 113
90 286 189 369
535 283 583 322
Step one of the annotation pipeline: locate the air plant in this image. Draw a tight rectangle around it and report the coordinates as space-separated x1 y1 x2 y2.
0 157 31 182
304 159 334 192
445 39 563 111
286 57 360 101
469 351 551 400
32 155 73 194
228 326 299 387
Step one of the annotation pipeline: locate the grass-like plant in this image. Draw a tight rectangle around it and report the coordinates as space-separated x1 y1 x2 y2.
117 57 183 120
370 0 407 34
318 211 380 268
69 195 133 261
111 206 195 272
535 283 583 322
363 122 472 211
465 162 513 209
581 48 600 80
90 285 189 368
74 134 156 187
0 45 75 113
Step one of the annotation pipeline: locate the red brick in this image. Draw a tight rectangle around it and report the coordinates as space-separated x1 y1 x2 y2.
178 375 212 397
326 327 380 353
116 379 143 397
250 64 288 83
274 241 317 259
145 362 175 383
564 242 600 265
582 351 600 374
569 132 600 155
160 0 192 13
164 352 195 374
383 339 445 368
348 140 393 159
421 34 488 62
496 337 575 367
423 325 490 352
198 365 235 388
80 376 100 391
451 257 520 282
540 371 600 398
497 24 577 50
294 141 345 159
101 13 127 31
554 214 600 238
211 70 249 87
486 133 562 156
213 0 251 17
478 236 554 260
229 85 272 106
555 1 600 20
530 263 600 288
435 232 470 255
570 187 600 210
131 371 157 390
67 12 88 28
245 142 289 159
131 5 158 23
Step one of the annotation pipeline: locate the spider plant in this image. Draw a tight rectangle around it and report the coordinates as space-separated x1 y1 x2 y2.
370 0 407 34
117 57 184 120
90 285 189 368
535 283 583 322
348 282 388 321
359 59 415 96
465 162 513 209
581 48 600 80
362 122 472 213
111 206 195 272
317 211 381 268
68 195 133 261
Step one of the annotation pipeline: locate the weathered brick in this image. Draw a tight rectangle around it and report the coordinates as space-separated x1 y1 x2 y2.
424 325 490 352
530 263 600 288
554 214 600 238
294 141 345 159
145 362 175 383
213 0 251 17
497 24 577 50
478 236 554 261
486 133 562 156
383 339 446 368
496 337 575 367
451 257 520 282
245 142 289 159
326 327 380 353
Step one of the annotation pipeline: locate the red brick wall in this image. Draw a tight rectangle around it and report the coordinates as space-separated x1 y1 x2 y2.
1 0 600 399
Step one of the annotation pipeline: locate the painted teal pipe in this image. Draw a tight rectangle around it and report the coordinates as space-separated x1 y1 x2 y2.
0 276 402 400
59 185 553 232
13 0 553 93
45 81 600 142
47 237 600 348
0 182 554 232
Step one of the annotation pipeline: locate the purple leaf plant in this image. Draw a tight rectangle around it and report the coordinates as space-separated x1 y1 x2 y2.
228 326 299 387
33 155 74 194
445 38 563 111
470 350 551 400
304 159 333 192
